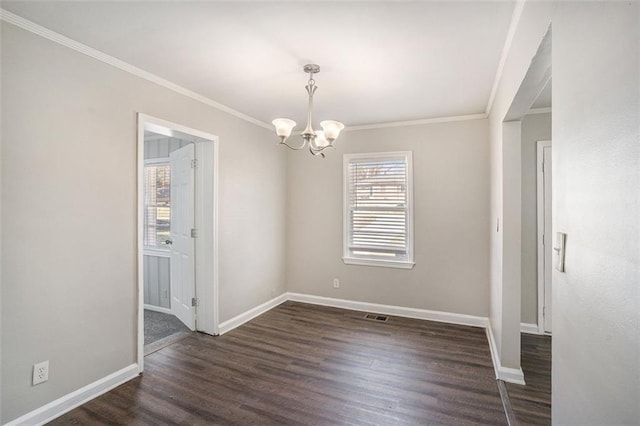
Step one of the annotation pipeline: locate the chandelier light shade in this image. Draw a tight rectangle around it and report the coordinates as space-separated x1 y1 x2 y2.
313 131 330 148
272 118 297 138
272 64 344 157
320 120 345 141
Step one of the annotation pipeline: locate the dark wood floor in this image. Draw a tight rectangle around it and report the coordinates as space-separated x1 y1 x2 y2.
51 301 507 425
506 334 552 425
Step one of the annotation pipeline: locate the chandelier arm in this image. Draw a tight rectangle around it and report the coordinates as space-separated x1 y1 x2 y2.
309 143 335 156
309 146 325 158
279 138 307 151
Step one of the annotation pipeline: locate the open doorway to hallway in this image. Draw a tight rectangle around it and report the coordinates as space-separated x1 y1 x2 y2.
142 130 196 354
508 79 553 425
520 78 553 337
496 25 552 425
137 114 220 368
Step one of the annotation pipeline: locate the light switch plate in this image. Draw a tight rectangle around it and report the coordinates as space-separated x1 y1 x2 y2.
554 232 566 272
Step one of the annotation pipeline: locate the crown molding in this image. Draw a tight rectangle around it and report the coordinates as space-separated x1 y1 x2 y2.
0 9 273 130
485 0 526 116
344 113 487 132
2 8 496 134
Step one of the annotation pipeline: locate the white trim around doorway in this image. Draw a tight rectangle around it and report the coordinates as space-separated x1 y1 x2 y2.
536 140 552 335
137 113 220 373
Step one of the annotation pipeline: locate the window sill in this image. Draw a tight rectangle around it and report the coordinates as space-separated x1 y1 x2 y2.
342 257 415 270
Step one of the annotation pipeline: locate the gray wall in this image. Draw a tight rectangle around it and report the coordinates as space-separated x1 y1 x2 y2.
1 23 287 423
143 255 170 309
553 2 639 423
287 119 491 317
520 113 551 325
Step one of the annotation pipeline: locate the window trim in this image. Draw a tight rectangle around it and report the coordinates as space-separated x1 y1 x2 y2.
342 151 415 269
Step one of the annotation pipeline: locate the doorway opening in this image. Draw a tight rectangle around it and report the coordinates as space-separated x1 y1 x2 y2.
137 114 219 370
499 25 552 425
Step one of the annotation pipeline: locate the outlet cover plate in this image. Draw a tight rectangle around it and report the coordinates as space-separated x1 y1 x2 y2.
33 360 49 386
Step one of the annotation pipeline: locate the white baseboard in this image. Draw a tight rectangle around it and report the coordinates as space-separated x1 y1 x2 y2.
497 364 526 385
520 322 541 335
143 304 172 315
218 293 288 335
286 292 488 328
486 323 526 385
290 293 527 383
7 294 524 425
5 364 139 426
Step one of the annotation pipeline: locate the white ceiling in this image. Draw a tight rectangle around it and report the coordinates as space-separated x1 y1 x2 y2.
3 1 516 127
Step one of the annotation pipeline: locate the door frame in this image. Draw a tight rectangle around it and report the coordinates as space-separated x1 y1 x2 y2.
536 140 552 334
137 113 219 372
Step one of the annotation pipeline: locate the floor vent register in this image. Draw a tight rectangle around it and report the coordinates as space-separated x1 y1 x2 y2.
364 313 389 322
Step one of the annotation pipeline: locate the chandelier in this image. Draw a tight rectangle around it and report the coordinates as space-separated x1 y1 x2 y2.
272 64 344 157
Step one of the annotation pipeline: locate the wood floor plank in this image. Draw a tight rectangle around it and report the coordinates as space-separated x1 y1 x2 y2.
50 301 508 425
505 333 552 425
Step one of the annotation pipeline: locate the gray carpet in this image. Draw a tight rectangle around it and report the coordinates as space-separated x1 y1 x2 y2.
144 309 190 346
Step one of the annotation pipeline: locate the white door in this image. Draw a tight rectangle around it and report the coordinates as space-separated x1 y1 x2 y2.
542 144 552 333
170 144 196 330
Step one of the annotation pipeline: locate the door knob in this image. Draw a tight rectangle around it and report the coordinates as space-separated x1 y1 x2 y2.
164 239 173 245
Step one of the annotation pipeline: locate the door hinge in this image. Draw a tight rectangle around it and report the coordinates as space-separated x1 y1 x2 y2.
191 297 198 307
542 161 545 173
543 306 546 316
191 228 198 238
191 159 198 169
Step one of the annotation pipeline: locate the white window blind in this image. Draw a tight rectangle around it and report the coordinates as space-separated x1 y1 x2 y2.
144 162 171 249
343 151 414 269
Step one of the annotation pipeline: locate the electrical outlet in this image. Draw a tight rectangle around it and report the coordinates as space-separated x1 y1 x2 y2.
333 278 340 289
33 360 49 386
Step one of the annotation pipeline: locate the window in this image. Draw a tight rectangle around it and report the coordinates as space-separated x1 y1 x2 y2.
343 151 414 269
144 161 171 249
